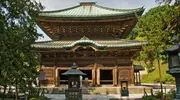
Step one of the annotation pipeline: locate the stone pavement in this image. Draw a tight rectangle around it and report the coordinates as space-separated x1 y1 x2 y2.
45 94 145 100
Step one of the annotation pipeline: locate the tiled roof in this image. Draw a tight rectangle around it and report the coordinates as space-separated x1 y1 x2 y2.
134 65 145 72
39 2 144 18
32 37 147 49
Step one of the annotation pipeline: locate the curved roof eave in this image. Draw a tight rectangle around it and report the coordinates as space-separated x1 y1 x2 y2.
38 8 144 20
38 1 145 20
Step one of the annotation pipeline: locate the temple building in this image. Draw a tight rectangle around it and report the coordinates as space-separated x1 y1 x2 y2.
33 2 146 87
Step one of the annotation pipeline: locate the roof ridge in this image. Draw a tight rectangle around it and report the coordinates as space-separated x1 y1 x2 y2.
95 4 144 12
39 5 80 14
39 3 144 15
79 2 97 5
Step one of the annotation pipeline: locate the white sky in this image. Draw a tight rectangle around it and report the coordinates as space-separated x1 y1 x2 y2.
37 0 158 41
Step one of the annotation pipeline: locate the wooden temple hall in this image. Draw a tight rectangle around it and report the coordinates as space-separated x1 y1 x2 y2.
32 2 146 86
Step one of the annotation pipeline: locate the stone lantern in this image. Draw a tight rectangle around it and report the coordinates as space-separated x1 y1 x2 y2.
164 35 180 100
62 63 86 100
120 79 129 96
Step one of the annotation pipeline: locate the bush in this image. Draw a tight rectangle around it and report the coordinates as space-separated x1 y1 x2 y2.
142 96 158 100
0 93 15 98
165 90 175 100
162 74 175 84
29 96 48 100
142 62 175 84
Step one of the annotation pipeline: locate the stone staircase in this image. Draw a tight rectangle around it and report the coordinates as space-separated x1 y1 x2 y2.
42 86 152 95
82 86 152 94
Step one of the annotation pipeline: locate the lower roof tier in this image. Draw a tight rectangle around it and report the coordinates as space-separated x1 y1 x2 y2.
32 36 147 50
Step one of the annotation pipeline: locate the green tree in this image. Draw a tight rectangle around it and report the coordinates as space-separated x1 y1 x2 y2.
135 4 180 99
127 28 139 40
156 0 173 4
156 0 180 4
136 5 180 71
0 0 43 100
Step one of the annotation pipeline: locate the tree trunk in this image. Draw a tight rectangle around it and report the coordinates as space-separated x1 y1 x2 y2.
15 82 18 100
2 85 7 100
157 59 163 100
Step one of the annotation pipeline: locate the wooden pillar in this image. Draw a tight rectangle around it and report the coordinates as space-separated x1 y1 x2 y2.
54 52 57 86
134 72 136 83
135 72 138 85
55 68 59 86
132 65 135 85
138 71 141 85
113 66 117 86
53 67 56 87
92 63 96 86
118 69 120 86
96 68 100 86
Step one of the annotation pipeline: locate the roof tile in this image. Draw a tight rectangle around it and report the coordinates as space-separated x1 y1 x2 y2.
39 2 144 18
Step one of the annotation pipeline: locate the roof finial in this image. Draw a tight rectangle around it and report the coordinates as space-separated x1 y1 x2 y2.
72 62 77 69
80 36 89 40
79 2 96 5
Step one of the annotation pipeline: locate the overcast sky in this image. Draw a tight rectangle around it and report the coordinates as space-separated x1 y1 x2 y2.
37 0 158 41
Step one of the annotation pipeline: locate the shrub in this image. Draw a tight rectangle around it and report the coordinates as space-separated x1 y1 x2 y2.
165 90 175 100
0 93 15 98
162 74 175 84
29 96 48 100
142 96 158 100
142 62 175 84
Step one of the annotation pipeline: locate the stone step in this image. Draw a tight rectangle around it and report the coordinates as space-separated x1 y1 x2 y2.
83 86 152 94
41 86 152 95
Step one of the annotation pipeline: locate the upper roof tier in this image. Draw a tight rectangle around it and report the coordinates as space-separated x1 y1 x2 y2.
37 2 144 40
39 2 144 19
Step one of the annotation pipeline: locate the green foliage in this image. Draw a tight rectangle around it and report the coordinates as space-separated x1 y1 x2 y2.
154 91 163 99
162 74 175 84
0 0 43 99
135 5 180 72
142 62 175 83
127 28 138 40
142 96 158 100
156 0 180 5
0 92 15 98
165 90 176 100
156 0 173 4
29 96 48 100
142 89 176 100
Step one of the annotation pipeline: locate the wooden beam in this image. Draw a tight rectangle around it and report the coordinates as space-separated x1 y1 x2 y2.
37 17 135 23
57 67 70 70
78 67 93 70
98 67 114 70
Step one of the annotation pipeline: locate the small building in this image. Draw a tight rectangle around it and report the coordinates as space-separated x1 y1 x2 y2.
32 2 146 86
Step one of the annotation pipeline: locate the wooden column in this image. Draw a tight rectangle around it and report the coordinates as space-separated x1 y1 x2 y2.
138 72 141 85
55 68 59 86
92 63 97 86
118 69 120 86
53 66 56 87
113 66 118 86
135 72 138 85
54 52 57 86
96 68 100 86
131 65 135 85
134 73 136 84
